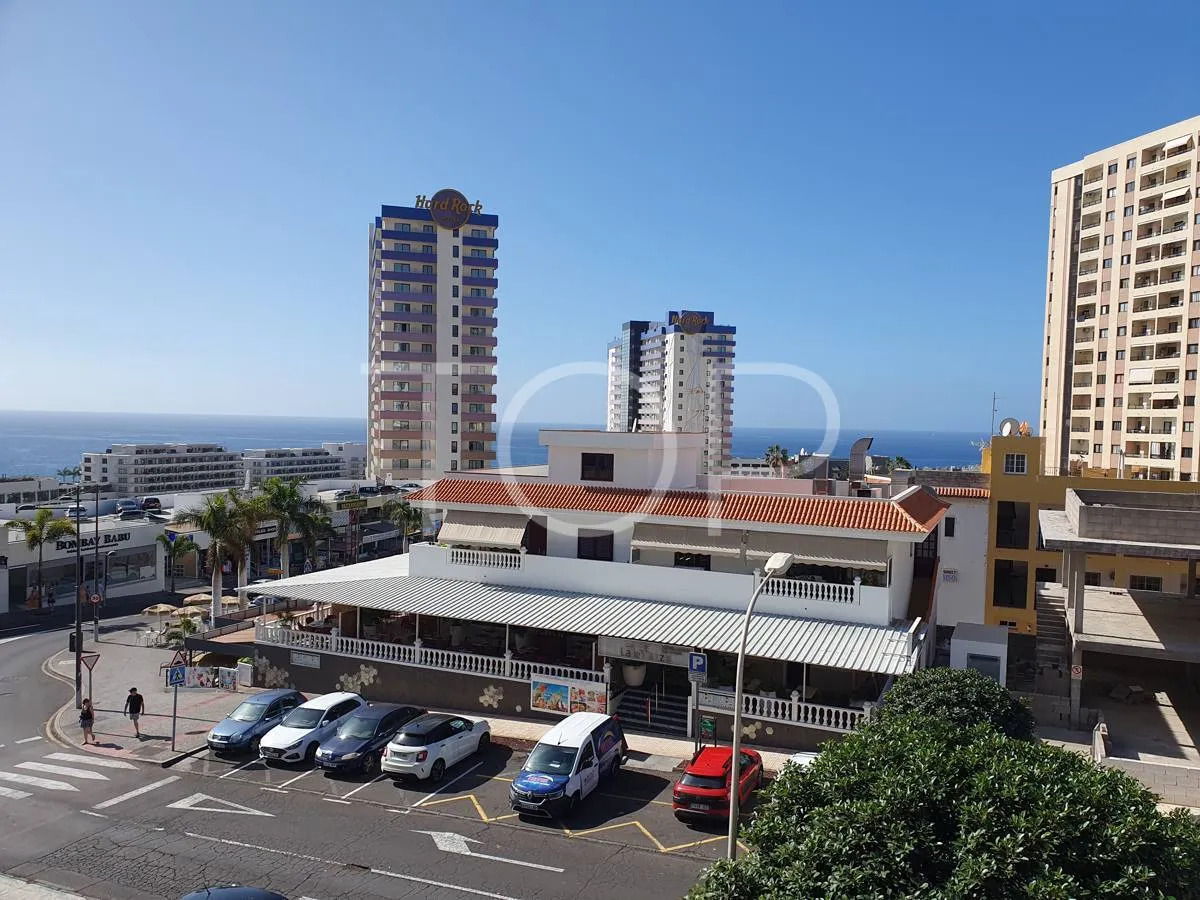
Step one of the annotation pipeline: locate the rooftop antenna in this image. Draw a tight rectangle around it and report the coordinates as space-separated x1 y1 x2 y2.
990 392 999 437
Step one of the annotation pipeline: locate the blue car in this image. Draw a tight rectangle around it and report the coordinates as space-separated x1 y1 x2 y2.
315 703 425 775
206 689 306 755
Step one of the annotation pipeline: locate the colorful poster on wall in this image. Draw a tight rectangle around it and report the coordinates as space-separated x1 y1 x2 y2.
530 680 569 714
569 684 607 715
184 666 216 688
217 667 238 691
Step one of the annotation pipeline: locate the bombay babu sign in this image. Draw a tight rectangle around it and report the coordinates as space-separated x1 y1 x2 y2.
414 188 483 231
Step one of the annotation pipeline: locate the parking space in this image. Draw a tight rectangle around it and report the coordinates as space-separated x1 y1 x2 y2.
176 743 754 858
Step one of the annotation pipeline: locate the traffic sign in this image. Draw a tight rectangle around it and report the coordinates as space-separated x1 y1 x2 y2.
688 651 708 684
80 652 100 672
89 593 102 606
167 665 186 687
1071 664 1083 679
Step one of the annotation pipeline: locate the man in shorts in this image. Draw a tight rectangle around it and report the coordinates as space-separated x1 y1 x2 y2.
123 687 145 738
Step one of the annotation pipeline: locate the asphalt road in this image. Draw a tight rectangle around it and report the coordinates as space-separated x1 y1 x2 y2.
0 620 713 900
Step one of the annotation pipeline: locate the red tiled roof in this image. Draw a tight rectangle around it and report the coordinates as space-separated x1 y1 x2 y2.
407 479 949 535
931 486 991 500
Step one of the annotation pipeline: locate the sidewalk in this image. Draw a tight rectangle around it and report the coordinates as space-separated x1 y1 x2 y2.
0 875 89 899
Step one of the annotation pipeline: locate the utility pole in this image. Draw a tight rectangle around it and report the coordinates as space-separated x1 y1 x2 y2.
92 485 100 642
990 392 999 437
73 485 83 709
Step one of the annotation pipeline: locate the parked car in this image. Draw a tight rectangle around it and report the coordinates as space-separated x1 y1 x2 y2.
382 713 490 783
378 484 400 494
62 506 88 519
178 889 288 900
315 703 425 775
398 482 422 491
509 712 626 817
140 496 162 511
14 504 36 513
206 689 305 755
784 751 819 770
334 489 354 500
357 485 379 496
672 746 763 820
115 498 140 515
119 509 147 521
258 691 364 764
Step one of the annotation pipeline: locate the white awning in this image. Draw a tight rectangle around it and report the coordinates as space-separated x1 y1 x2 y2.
1151 391 1178 401
630 524 888 569
1163 187 1191 203
1164 134 1193 152
437 511 529 549
1128 367 1154 385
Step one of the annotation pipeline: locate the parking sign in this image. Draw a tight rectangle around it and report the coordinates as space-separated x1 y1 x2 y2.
688 652 707 683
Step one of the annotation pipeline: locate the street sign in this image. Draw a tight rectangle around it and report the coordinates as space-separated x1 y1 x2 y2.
700 715 716 740
688 651 708 684
168 649 188 669
1071 664 1083 679
167 665 186 687
89 593 102 606
80 652 100 672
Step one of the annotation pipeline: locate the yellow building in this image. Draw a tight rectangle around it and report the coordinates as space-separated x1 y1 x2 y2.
984 434 1197 635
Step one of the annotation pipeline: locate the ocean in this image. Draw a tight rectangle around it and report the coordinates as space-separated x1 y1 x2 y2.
0 410 985 478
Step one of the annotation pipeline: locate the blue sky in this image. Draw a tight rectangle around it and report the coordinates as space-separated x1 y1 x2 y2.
2 1 1198 430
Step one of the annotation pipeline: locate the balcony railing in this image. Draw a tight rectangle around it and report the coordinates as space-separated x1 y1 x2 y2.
760 576 860 604
697 687 870 734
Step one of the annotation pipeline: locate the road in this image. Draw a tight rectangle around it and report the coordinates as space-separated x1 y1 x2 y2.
0 619 712 899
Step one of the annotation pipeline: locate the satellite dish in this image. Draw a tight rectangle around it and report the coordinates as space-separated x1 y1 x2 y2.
999 417 1020 437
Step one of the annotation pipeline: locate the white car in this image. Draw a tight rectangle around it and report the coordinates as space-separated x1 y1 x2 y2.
785 751 819 770
258 691 363 764
382 713 491 782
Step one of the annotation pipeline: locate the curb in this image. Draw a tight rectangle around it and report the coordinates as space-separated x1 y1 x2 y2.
161 744 209 769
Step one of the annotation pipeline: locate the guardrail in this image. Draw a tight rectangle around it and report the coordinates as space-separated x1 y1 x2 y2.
256 623 606 685
760 576 859 604
697 687 869 733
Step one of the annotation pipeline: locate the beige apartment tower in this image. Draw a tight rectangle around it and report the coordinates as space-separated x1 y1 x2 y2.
1043 116 1200 481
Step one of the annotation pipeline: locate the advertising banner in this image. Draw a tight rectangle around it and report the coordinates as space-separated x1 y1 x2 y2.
531 678 607 716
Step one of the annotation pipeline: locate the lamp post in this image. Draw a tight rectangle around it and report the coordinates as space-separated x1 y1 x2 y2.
91 485 100 642
103 549 117 600
72 485 83 709
726 551 794 861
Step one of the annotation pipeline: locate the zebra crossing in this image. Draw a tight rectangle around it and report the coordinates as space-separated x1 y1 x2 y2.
0 749 138 801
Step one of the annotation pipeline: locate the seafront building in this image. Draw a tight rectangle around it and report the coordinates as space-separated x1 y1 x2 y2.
604 311 735 473
367 191 499 482
82 443 242 495
1042 115 1200 482
242 442 366 484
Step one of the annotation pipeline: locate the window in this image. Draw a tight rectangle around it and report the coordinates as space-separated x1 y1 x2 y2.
1100 304 1110 315
673 552 711 571
453 245 459 258
422 224 434 233
452 325 459 337
1122 230 1132 241
580 452 615 482
1104 235 1114 246
1102 258 1113 268
471 229 486 237
1117 325 1127 336
1123 205 1134 217
1118 301 1129 312
1189 344 1199 354
1127 156 1136 169
452 285 459 297
1099 328 1109 338
421 265 434 274
1191 318 1200 328
1095 397 1105 407
1186 422 1195 433
1002 453 1027 475
422 245 433 254
400 223 411 231
1192 291 1200 303
452 265 459 277
1187 370 1197 381
1106 187 1116 198
1035 567 1057 584
451 402 458 414
1108 162 1118 174
1098 351 1108 361
1106 211 1116 221
394 263 410 272
421 284 432 293
943 516 956 538
1115 350 1125 360
1120 254 1130 265
1114 377 1124 387
992 559 1028 609
1085 571 1102 587
1126 181 1135 193
577 531 614 562
1129 575 1163 592
1097 374 1106 384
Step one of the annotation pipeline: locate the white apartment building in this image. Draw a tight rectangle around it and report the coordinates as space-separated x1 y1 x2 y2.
1044 115 1200 482
367 190 498 481
605 311 734 473
242 442 367 484
246 430 946 750
82 443 242 495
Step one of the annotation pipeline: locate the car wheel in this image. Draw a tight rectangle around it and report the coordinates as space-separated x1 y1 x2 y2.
366 750 382 774
304 743 317 764
429 758 445 783
476 733 490 755
249 737 261 755
566 793 580 817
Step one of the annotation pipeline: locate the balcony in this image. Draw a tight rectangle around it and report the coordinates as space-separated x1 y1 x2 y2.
461 411 496 422
461 235 498 249
464 353 497 365
406 543 896 627
462 256 498 269
381 350 436 362
463 276 498 289
1140 204 1164 216
461 315 497 327
381 290 436 303
380 229 438 242
462 392 497 403
381 250 437 264
382 271 437 285
462 296 497 309
462 334 498 347
379 409 434 420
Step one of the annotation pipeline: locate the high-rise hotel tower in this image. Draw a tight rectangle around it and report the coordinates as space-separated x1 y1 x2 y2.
368 190 499 480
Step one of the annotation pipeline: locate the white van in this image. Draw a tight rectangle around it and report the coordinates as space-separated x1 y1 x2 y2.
509 712 627 817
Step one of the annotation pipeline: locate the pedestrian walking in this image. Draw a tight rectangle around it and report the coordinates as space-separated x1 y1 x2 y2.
47 585 56 610
123 687 145 738
79 699 95 745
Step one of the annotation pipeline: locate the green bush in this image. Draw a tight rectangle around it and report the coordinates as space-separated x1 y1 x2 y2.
689 715 1200 899
878 666 1036 741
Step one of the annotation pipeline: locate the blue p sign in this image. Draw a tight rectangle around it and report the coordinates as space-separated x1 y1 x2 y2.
688 652 707 676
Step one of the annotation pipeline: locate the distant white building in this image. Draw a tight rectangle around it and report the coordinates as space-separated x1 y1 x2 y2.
242 443 367 484
82 443 242 496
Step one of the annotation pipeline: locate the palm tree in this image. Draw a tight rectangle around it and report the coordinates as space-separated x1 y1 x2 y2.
257 477 328 579
55 467 73 484
7 510 77 608
174 489 260 624
296 508 336 572
381 498 423 553
156 533 199 595
886 455 914 473
763 444 790 478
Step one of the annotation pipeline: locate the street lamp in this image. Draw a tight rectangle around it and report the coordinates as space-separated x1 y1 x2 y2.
726 550 794 861
72 484 83 709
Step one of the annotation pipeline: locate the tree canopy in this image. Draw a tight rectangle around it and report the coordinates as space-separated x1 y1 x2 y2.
877 666 1037 741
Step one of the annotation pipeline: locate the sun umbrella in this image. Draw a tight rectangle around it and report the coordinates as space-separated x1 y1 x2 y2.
182 593 212 607
220 595 242 608
173 606 206 618
143 602 177 631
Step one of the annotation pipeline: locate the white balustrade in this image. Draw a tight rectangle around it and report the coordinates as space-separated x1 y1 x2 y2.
761 576 859 604
448 548 524 569
697 685 868 733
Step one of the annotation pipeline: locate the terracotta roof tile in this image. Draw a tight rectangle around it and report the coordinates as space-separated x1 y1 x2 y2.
931 486 991 500
407 479 948 535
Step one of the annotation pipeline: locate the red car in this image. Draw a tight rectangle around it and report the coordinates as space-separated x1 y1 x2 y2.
672 746 763 820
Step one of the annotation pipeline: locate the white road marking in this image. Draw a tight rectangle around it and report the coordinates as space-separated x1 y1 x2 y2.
412 760 484 808
167 793 274 817
341 773 387 799
79 810 108 819
184 832 528 900
261 787 288 794
415 830 564 873
218 758 261 779
0 785 32 800
45 753 136 770
15 736 43 745
92 775 179 809
278 767 316 788
323 797 351 805
16 763 108 781
0 771 77 792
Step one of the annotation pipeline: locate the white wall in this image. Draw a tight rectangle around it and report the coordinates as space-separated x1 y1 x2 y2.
934 499 988 627
950 632 1008 687
887 541 915 621
545 444 702 490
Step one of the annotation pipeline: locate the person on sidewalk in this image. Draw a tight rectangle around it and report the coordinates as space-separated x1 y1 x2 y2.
123 687 145 738
79 699 95 745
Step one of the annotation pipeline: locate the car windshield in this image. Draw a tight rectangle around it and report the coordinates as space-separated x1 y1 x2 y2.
525 744 577 775
337 716 378 740
282 707 322 729
680 773 727 790
392 731 432 747
227 702 267 723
